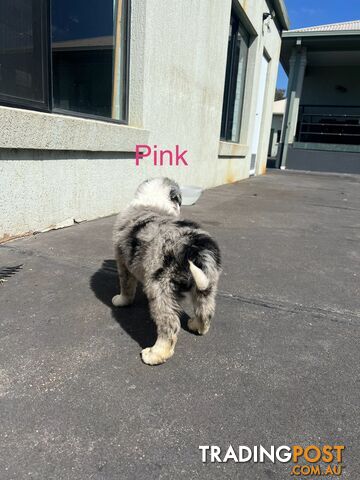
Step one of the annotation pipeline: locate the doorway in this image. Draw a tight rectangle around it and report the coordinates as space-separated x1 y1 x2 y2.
250 54 269 175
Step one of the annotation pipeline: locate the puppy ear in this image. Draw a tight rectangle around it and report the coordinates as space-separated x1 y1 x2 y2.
170 187 182 206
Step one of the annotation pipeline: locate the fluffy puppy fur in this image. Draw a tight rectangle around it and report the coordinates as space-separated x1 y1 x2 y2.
112 177 221 365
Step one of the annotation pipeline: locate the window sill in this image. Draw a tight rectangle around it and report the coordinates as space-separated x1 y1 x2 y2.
218 141 249 157
0 106 149 152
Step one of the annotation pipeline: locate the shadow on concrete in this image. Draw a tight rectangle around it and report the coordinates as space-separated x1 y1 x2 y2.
90 259 157 349
90 260 191 348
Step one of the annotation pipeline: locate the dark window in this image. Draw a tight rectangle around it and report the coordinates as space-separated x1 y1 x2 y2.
0 0 49 110
221 12 249 142
277 129 281 143
0 0 129 122
51 0 128 120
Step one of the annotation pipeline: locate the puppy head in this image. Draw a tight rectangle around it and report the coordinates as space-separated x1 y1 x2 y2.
132 177 182 216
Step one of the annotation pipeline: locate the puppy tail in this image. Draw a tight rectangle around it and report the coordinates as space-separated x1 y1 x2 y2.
188 260 209 291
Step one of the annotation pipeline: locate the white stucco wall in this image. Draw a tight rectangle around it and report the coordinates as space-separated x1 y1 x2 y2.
0 0 285 239
0 150 152 239
139 0 283 182
140 0 230 188
219 0 283 177
248 7 283 176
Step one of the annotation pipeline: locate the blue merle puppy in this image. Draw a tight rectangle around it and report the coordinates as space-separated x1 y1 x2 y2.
112 177 221 365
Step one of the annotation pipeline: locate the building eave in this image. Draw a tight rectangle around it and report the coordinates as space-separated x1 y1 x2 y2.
272 0 290 30
280 31 360 73
283 30 360 38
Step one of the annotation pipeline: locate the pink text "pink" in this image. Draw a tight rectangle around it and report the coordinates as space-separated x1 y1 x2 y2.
135 145 189 166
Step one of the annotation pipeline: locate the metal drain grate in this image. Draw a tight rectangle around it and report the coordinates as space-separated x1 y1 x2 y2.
0 264 23 282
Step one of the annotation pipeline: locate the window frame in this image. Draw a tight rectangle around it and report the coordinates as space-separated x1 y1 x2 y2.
0 0 130 125
0 0 51 112
220 10 249 143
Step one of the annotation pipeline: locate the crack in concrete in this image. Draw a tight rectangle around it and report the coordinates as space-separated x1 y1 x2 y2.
307 203 360 212
2 245 359 326
218 290 360 325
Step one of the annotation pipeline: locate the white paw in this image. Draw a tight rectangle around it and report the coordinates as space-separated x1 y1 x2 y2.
112 294 132 307
188 317 210 335
141 347 166 365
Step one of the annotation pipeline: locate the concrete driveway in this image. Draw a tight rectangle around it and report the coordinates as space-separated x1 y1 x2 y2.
1 171 359 479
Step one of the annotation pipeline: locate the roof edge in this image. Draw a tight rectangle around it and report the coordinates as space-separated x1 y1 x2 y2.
283 30 360 38
272 0 290 31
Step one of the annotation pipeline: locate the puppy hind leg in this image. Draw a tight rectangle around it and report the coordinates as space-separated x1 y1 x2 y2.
141 290 180 365
112 249 137 307
188 288 215 335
